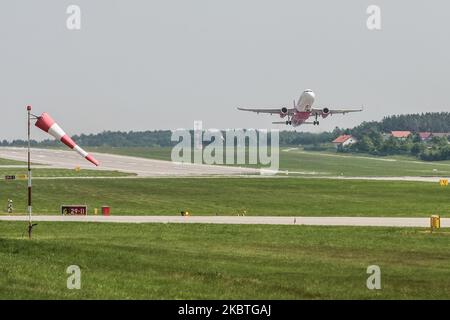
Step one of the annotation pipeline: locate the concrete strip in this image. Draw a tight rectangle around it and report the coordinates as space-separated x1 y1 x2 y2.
0 215 448 227
313 176 444 183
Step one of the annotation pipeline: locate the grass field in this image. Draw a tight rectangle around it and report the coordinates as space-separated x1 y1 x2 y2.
0 158 28 165
1 177 449 217
1 221 449 299
0 167 133 178
1 148 447 301
88 146 450 177
279 149 450 177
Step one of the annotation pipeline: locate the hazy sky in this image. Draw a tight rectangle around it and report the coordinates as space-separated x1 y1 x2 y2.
1 1 450 140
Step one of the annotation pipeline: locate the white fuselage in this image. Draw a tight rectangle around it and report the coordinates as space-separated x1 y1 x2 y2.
296 90 316 112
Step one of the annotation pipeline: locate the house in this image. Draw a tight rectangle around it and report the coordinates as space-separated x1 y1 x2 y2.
390 131 412 140
431 133 450 139
418 132 432 142
429 133 450 144
332 135 358 148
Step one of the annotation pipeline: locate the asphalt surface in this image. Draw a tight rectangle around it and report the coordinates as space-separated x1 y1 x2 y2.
1 215 448 227
0 147 259 177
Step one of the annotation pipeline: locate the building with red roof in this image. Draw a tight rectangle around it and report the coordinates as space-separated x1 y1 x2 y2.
390 131 412 139
418 132 432 141
332 135 357 148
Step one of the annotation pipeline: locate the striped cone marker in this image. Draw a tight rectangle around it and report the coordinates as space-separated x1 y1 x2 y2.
34 113 100 166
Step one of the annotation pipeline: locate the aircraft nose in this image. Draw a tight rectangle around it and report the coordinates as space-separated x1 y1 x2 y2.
304 91 315 101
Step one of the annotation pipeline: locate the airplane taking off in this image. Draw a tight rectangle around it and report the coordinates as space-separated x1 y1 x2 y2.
238 89 363 126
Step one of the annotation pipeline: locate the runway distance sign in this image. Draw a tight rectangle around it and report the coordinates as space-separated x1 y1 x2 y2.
4 175 16 180
61 205 88 216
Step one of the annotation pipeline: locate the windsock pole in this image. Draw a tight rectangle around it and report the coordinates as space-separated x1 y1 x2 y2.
27 106 33 239
24 108 98 238
26 106 38 239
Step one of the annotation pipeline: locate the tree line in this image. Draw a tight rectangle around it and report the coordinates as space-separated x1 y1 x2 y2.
2 112 450 161
0 130 337 148
348 112 450 137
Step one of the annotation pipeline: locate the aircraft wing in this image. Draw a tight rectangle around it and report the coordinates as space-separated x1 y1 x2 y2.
272 121 315 125
311 107 363 115
237 107 295 115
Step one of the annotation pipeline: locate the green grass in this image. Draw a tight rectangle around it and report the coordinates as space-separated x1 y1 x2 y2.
88 146 450 177
1 177 449 217
0 167 133 178
278 149 450 177
1 222 449 299
0 158 27 165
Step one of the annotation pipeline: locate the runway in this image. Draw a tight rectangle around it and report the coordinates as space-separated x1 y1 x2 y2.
1 215 448 227
0 147 447 182
0 147 259 177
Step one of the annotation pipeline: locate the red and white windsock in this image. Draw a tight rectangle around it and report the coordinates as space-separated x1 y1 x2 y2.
34 113 100 166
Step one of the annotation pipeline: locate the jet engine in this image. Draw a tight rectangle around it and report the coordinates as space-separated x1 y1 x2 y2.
280 107 288 118
322 108 331 118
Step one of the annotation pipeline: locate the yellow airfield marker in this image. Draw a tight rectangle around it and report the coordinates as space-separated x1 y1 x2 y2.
430 215 441 232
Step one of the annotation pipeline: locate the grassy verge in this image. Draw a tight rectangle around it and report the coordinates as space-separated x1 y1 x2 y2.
0 158 28 165
0 222 449 299
0 167 133 178
0 177 449 216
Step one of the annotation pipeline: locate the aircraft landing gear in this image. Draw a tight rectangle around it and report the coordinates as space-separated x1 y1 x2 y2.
286 115 292 125
313 113 319 125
